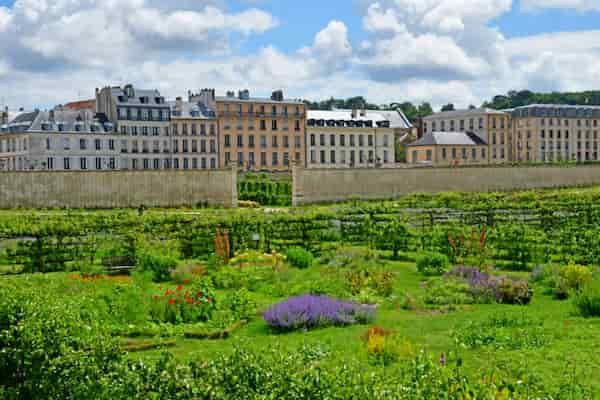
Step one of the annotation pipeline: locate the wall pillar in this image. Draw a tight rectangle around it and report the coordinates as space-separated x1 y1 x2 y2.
231 164 238 208
291 161 303 207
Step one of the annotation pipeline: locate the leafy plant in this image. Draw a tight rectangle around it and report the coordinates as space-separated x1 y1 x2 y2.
572 281 600 317
149 281 217 324
135 238 180 283
285 247 314 269
416 252 450 276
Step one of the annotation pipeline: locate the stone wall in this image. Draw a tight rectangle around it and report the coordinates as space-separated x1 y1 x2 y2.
292 165 600 205
0 168 237 208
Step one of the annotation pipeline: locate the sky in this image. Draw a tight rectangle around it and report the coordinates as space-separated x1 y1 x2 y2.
1 0 600 110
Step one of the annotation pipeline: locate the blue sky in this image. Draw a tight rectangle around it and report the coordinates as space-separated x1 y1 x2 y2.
1 0 600 109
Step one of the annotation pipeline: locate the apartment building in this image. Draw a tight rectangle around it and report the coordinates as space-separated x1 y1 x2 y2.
510 104 600 163
168 91 219 170
96 84 171 170
406 131 488 166
423 108 511 164
216 90 305 171
0 109 121 171
305 109 403 168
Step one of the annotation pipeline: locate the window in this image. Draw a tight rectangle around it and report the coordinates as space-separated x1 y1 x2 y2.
310 134 315 146
260 135 267 148
173 158 179 169
295 136 301 148
294 120 301 131
183 158 189 169
191 124 197 136
462 148 467 159
152 127 159 136
63 157 70 170
359 135 364 147
80 157 87 170
261 152 267 166
283 136 289 148
210 140 216 153
350 135 355 146
340 135 345 147
248 135 255 148
426 150 432 161
142 127 148 136
283 152 290 166
249 152 255 166
260 120 266 130
442 148 447 159
154 159 160 169
330 135 335 146
368 135 373 146
237 135 243 147
191 140 197 153
80 139 87 150
109 140 115 150
383 135 389 147
472 148 476 160
272 120 278 131
320 150 326 164
452 148 457 159
210 158 216 169
95 157 102 170
224 135 231 147
383 150 389 163
46 137 51 150
359 150 365 163
47 157 54 170
411 151 417 163
182 124 188 136
95 139 101 150
272 136 278 148
201 158 207 169
320 134 325 146
237 152 244 166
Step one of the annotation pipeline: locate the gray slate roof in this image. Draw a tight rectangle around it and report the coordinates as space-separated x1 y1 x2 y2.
111 87 168 107
307 109 412 129
167 101 216 120
408 131 487 147
424 108 506 120
215 96 304 105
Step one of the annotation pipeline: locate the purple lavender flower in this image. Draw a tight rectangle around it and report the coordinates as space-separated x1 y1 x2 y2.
263 294 376 331
446 266 531 304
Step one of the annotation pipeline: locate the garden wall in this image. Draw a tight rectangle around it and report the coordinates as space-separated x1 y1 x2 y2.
0 169 237 208
292 165 600 205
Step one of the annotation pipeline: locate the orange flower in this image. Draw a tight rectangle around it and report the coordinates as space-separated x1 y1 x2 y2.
168 298 176 305
177 285 184 292
183 279 191 285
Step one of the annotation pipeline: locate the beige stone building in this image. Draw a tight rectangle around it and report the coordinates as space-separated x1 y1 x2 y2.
216 90 305 171
168 92 219 170
509 104 600 163
423 108 511 164
406 131 488 166
306 109 404 168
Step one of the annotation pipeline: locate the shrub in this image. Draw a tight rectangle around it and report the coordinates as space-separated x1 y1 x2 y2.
135 239 180 282
572 281 600 317
416 252 450 276
222 288 256 321
263 294 376 332
423 279 474 306
285 247 314 269
170 262 206 284
443 266 532 305
555 263 593 299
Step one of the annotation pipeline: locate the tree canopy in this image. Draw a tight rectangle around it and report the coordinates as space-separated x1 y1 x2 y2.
483 90 600 110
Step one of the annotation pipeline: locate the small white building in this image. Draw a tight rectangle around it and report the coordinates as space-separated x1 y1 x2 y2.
305 109 409 168
0 109 121 171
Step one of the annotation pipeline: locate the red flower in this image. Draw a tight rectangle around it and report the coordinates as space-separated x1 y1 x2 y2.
185 298 194 304
168 298 176 305
183 279 191 285
177 285 183 292
165 289 173 296
196 291 202 298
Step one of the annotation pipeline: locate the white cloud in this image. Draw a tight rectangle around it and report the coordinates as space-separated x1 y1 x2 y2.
521 0 600 11
0 7 11 32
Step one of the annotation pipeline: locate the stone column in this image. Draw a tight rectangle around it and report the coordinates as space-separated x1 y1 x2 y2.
291 160 303 207
231 163 238 208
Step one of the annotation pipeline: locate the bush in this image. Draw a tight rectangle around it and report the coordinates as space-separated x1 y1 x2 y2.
555 263 593 299
572 281 600 317
423 279 474 306
416 252 450 276
135 239 180 283
363 326 414 366
285 247 314 269
222 288 256 321
263 294 376 332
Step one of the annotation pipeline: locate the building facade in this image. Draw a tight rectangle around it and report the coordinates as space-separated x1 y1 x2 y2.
510 104 600 163
216 90 305 171
305 109 399 168
168 91 219 170
96 84 172 170
406 131 488 166
423 108 511 164
0 109 121 171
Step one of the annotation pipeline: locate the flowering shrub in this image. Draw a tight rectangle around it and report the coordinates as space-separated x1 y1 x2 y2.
363 326 413 366
150 281 217 324
263 294 375 332
444 266 532 305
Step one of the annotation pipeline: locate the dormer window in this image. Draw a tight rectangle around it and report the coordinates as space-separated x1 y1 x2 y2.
75 124 82 132
57 123 64 132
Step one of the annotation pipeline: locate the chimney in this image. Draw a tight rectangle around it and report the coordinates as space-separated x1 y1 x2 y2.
360 109 367 117
271 90 284 102
351 109 358 119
